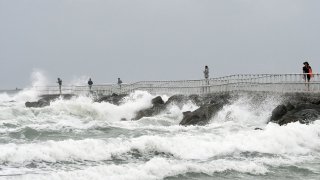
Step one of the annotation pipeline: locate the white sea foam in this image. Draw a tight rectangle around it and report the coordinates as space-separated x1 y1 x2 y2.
0 139 117 164
44 90 155 122
0 91 156 132
5 157 268 180
0 90 198 135
1 121 319 166
0 93 12 102
212 94 280 128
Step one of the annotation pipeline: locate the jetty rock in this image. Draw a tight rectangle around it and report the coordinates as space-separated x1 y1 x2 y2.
133 94 212 121
165 94 202 107
25 94 75 108
179 102 224 126
95 93 128 105
133 96 166 120
25 99 50 108
133 93 231 125
270 103 320 125
179 93 231 125
269 93 320 125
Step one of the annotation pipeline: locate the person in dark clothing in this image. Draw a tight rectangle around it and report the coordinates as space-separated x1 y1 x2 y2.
203 65 210 86
118 78 123 89
303 62 312 82
88 78 93 91
57 78 62 95
203 66 210 93
303 62 312 91
204 66 209 80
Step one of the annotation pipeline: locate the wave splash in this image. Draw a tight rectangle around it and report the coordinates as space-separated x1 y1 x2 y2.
0 70 48 103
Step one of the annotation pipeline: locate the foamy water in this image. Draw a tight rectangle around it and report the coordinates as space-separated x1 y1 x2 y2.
0 86 320 180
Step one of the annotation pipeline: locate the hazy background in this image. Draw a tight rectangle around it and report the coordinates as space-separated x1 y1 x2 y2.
0 0 319 89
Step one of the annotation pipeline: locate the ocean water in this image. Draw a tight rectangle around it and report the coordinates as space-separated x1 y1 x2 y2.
0 88 320 180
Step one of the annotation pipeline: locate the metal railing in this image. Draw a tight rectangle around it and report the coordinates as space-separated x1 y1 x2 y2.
34 73 320 96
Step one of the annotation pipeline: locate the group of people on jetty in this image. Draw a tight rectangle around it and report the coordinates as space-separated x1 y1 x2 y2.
56 77 123 94
55 62 313 94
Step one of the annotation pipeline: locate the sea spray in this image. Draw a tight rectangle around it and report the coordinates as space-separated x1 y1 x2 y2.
11 70 49 102
211 93 281 128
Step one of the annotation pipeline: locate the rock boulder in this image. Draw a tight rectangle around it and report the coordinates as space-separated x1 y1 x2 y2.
25 99 50 108
96 93 127 105
179 102 224 126
270 103 320 125
134 96 165 120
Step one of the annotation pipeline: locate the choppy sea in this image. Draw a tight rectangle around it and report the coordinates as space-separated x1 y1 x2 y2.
0 88 319 180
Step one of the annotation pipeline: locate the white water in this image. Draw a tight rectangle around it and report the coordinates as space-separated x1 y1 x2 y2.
0 74 320 180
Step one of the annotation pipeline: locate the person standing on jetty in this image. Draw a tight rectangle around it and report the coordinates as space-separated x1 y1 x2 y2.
204 65 209 85
118 78 123 89
204 65 209 79
203 66 210 93
303 62 312 82
303 61 313 91
88 78 93 91
57 78 62 95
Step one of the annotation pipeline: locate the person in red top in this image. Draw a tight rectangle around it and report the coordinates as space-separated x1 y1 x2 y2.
303 62 312 91
303 62 312 82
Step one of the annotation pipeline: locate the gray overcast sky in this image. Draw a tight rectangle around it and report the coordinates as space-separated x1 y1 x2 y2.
0 0 319 89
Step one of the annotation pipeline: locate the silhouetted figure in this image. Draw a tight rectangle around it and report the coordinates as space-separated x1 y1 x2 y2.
203 65 210 87
88 78 93 91
57 78 62 95
204 65 209 80
202 66 210 93
118 78 123 89
303 62 313 91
